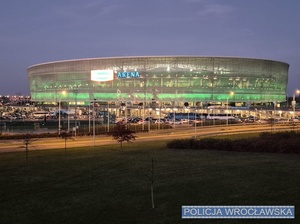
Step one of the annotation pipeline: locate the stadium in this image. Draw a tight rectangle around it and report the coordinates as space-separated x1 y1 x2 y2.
27 56 289 117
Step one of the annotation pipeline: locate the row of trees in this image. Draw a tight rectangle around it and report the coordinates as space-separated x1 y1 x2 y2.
19 123 137 161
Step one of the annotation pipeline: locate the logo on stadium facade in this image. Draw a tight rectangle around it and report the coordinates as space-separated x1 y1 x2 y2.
117 71 140 78
91 70 114 82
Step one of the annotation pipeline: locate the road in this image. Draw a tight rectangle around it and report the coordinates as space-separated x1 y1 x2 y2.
0 123 298 153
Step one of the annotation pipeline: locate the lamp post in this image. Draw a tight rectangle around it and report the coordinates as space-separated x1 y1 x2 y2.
157 103 161 130
292 90 300 119
67 101 70 133
107 101 110 132
88 102 91 133
148 108 152 131
58 98 61 135
273 101 276 131
93 98 96 147
58 91 66 135
173 107 177 128
142 101 145 131
227 91 234 126
125 101 128 127
194 101 197 138
73 88 78 137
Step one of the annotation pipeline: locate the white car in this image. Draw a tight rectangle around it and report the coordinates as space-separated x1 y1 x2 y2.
256 119 268 124
169 119 182 125
189 119 203 124
154 119 166 124
180 119 189 124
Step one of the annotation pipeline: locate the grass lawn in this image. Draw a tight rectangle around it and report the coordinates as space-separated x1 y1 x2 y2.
0 139 299 224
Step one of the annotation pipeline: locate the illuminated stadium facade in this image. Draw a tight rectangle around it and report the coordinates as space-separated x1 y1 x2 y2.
27 56 289 108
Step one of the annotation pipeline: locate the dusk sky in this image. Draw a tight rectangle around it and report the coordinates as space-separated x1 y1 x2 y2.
1 0 299 96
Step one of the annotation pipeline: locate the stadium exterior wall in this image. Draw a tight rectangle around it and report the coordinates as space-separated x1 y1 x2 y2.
27 56 289 106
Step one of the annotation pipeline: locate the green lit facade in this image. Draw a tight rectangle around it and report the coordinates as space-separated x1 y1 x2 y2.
27 56 289 106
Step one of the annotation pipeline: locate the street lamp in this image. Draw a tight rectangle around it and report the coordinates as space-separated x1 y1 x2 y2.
148 108 152 131
58 91 66 135
194 101 197 138
93 98 96 147
88 102 91 133
73 88 78 137
107 101 110 132
142 101 145 131
292 89 300 119
227 91 234 126
58 99 61 135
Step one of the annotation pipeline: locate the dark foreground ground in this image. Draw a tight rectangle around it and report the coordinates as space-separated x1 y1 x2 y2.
0 140 299 224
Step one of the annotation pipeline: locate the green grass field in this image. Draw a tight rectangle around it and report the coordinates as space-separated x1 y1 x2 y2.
0 139 299 224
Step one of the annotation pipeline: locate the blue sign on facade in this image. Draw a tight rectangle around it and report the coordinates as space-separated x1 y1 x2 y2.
117 71 140 78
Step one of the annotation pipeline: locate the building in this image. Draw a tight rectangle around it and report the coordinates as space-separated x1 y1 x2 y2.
27 56 289 109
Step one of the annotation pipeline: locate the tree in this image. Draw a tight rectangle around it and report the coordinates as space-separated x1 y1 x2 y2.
19 133 35 162
108 123 137 149
59 131 73 153
145 157 155 209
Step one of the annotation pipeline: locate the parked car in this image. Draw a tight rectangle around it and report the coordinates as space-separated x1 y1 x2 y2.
180 119 189 124
169 118 182 125
289 118 300 122
256 119 268 124
154 118 166 124
189 119 203 124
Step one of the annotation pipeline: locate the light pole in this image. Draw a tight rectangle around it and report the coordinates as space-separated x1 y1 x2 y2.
125 101 128 127
73 88 78 137
194 102 197 138
148 108 152 131
292 90 300 119
58 91 66 135
142 102 145 131
173 107 177 128
93 98 96 147
227 91 234 126
88 102 91 133
107 101 110 132
67 101 70 133
58 98 61 135
273 101 276 130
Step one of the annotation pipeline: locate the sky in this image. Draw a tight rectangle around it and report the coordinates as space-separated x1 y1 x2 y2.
1 0 300 96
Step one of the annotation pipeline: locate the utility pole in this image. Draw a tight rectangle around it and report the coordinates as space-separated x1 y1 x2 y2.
73 88 78 137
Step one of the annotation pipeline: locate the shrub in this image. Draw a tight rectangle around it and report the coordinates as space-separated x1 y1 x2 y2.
167 131 300 154
259 131 300 140
166 138 198 149
196 138 232 151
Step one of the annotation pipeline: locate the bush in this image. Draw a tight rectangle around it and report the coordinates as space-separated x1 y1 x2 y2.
196 138 232 151
231 138 259 152
167 131 300 154
166 138 198 149
259 131 300 140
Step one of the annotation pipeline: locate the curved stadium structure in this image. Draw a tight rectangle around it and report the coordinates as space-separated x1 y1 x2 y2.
27 56 289 107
